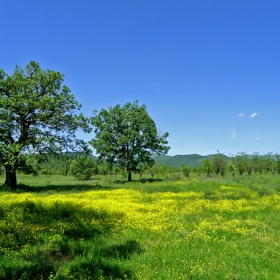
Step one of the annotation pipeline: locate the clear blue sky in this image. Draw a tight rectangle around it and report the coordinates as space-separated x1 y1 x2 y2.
1 0 280 156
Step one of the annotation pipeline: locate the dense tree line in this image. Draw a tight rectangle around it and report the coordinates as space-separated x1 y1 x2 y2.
3 150 278 182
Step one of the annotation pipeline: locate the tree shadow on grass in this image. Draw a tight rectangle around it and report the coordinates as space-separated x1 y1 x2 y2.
10 183 116 193
100 239 143 259
67 240 142 279
0 201 141 280
61 240 142 279
139 178 164 183
1 240 139 280
113 178 164 184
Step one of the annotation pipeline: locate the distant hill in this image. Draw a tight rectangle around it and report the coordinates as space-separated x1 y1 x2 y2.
152 154 229 168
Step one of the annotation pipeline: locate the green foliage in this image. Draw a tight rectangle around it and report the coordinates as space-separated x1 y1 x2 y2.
181 164 191 177
40 168 57 175
227 160 237 177
193 165 203 176
70 156 98 180
159 164 168 178
234 152 248 175
98 162 109 176
152 153 231 168
252 152 265 174
90 101 169 181
110 165 120 176
168 166 179 175
246 158 254 175
135 162 148 178
212 151 227 176
59 153 75 176
276 154 280 174
148 162 162 178
202 159 212 177
265 152 276 174
120 168 127 179
0 61 90 189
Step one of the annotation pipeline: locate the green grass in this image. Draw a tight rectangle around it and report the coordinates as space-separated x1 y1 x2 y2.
0 173 280 279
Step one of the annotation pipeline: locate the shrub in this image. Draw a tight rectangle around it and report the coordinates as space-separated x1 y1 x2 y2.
182 164 191 177
70 156 98 180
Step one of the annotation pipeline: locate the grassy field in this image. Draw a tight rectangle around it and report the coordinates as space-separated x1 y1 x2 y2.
0 173 280 279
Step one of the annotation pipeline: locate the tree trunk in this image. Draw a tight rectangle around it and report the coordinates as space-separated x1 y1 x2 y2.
4 165 17 190
127 169 132 182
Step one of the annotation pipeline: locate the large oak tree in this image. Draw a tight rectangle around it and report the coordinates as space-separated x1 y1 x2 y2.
0 61 90 189
90 101 169 181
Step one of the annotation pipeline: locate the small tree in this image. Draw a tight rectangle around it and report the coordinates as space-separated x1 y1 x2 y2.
181 164 191 177
227 160 237 177
235 152 248 175
246 159 254 175
202 159 212 177
111 165 120 176
168 166 177 176
212 151 227 176
135 162 148 178
59 153 76 176
0 61 90 189
276 154 280 174
70 156 98 180
159 165 168 178
252 153 264 174
264 152 276 175
90 101 169 181
98 162 109 176
193 165 202 177
148 162 162 178
120 168 127 179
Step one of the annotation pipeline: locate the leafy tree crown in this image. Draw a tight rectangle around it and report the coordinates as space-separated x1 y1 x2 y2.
0 61 91 188
90 101 169 177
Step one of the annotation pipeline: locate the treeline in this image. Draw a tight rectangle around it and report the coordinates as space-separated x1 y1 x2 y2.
189 152 280 177
2 151 279 180
0 153 180 180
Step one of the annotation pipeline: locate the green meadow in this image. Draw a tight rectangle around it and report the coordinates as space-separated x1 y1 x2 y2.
0 173 279 279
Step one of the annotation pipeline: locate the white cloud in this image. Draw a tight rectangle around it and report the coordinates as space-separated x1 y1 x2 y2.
250 113 257 118
254 133 263 140
238 113 244 118
231 128 236 138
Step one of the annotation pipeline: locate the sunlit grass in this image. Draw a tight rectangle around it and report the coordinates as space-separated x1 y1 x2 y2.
0 173 280 279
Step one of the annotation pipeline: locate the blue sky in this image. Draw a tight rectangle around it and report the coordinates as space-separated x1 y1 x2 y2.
1 0 280 156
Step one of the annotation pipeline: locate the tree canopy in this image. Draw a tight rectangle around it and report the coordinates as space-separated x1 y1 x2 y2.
90 101 169 181
0 61 90 189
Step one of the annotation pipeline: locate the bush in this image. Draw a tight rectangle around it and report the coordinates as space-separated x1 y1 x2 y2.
70 156 98 180
40 168 57 175
182 164 191 177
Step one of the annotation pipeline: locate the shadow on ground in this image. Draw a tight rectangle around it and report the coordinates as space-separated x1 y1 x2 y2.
113 178 164 184
2 183 115 193
0 200 141 279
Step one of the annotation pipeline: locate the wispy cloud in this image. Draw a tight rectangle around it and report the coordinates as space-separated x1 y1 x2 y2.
231 128 236 138
238 113 244 118
254 133 263 140
250 113 257 118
